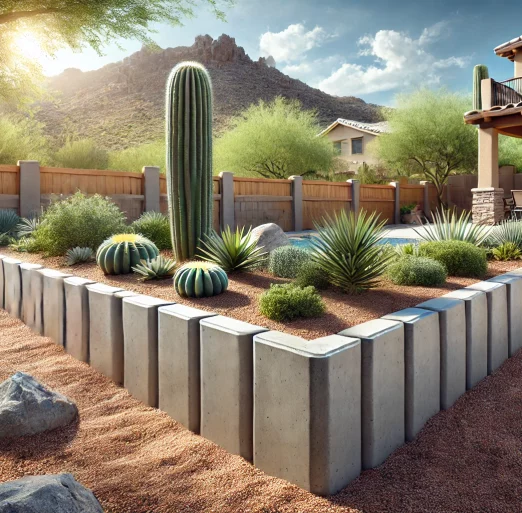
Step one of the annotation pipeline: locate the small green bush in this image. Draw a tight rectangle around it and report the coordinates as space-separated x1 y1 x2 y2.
419 240 487 278
33 192 126 256
492 242 522 261
131 211 171 250
268 246 310 278
54 138 109 170
259 283 325 322
387 255 447 286
294 261 329 289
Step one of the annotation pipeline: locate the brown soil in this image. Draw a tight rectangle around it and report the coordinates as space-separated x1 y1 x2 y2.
1 311 522 512
2 249 521 339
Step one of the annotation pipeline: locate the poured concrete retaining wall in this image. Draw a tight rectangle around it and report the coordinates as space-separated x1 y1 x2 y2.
20 263 42 328
41 269 72 346
3 258 22 319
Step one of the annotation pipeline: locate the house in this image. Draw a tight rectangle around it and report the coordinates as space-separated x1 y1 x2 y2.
464 35 522 224
319 119 390 171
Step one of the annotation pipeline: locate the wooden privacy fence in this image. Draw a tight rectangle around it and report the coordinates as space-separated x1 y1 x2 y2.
1 162 441 231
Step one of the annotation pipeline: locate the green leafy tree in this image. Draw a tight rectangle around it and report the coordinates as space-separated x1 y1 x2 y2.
499 136 522 172
0 115 50 164
214 97 335 179
54 138 109 169
0 0 231 106
374 89 478 206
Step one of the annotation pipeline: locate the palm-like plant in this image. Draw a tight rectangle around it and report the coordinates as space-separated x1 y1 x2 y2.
416 208 490 245
16 216 41 238
311 209 392 294
132 255 177 281
488 219 522 249
198 226 268 272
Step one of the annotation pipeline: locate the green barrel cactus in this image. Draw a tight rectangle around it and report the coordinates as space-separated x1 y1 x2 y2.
166 61 213 262
174 262 228 298
473 64 489 110
96 234 159 275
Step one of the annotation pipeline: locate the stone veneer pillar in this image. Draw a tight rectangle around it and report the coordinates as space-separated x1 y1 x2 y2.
471 187 504 225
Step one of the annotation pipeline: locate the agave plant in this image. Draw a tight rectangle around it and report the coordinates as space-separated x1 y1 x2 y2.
487 219 522 249
132 255 177 281
66 247 94 265
395 242 420 257
416 208 490 245
0 209 20 235
311 209 392 294
198 226 268 272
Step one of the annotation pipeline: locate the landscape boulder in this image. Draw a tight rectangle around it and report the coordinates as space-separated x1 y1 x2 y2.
0 372 78 437
251 223 290 253
0 474 104 513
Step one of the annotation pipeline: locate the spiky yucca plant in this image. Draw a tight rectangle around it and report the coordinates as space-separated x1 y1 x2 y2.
311 209 392 294
132 255 177 281
198 226 268 272
488 219 522 249
66 247 94 265
415 208 491 245
166 61 213 262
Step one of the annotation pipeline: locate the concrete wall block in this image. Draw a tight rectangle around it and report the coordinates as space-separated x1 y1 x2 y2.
40 269 72 346
254 331 361 495
87 283 134 384
20 263 43 327
443 289 488 389
158 304 216 433
0 254 7 310
417 297 466 409
383 308 440 441
3 258 22 319
338 319 405 469
488 274 522 357
123 295 173 408
64 277 96 362
200 315 267 461
465 281 509 374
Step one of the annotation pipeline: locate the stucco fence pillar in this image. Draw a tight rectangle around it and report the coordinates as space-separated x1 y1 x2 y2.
383 308 440 442
338 319 404 470
443 289 488 389
417 297 466 410
123 295 173 408
158 304 216 433
465 281 508 374
3 257 22 319
200 316 267 461
254 331 361 496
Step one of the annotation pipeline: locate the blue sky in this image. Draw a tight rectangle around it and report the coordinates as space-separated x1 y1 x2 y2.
39 0 522 106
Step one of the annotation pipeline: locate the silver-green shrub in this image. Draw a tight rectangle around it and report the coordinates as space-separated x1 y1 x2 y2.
387 255 447 286
268 245 311 278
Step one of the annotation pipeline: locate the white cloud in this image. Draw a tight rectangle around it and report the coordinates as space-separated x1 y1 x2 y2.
282 55 343 84
259 23 330 63
317 23 469 97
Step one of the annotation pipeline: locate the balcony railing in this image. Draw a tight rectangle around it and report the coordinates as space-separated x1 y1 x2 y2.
492 77 522 106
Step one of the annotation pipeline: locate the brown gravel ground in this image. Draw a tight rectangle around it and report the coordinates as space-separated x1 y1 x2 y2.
2 249 521 339
1 311 522 512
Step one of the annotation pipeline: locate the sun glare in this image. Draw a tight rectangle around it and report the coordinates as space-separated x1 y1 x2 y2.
14 32 45 60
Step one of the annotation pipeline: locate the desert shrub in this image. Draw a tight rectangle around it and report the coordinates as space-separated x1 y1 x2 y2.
294 260 329 289
9 237 40 253
199 226 268 272
487 220 522 249
491 242 522 261
419 240 487 278
131 211 171 250
0 116 50 165
108 140 165 173
259 283 325 322
32 192 126 256
387 255 447 286
311 209 392 293
54 138 109 170
268 246 310 278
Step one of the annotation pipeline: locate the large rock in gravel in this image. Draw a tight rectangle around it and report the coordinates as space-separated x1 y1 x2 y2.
0 372 78 437
251 223 290 253
0 474 104 513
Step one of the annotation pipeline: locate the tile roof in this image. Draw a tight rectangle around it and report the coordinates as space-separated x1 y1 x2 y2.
319 119 390 137
464 101 522 124
494 36 522 60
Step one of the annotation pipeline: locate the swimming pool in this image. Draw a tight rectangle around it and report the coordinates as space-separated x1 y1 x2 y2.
289 235 418 250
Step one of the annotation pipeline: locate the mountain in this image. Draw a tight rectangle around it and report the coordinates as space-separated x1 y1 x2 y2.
37 34 384 150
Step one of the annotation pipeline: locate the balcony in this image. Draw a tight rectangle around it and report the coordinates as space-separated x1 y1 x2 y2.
491 77 522 107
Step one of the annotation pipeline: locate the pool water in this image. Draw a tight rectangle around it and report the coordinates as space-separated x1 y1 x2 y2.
289 235 417 250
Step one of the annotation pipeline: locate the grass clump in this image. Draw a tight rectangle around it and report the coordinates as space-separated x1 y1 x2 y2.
268 245 310 278
491 242 522 261
294 260 329 289
419 240 487 278
387 255 447 287
131 212 171 250
259 283 325 322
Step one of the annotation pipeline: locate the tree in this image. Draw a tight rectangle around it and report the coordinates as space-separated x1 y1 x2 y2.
374 89 478 206
214 96 335 179
0 115 50 164
0 0 231 106
499 135 522 172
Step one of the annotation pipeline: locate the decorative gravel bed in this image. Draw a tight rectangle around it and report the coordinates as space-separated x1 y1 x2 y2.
1 310 522 512
2 249 521 339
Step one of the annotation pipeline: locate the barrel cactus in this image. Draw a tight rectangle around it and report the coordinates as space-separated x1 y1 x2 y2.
473 64 489 110
96 234 159 275
174 262 228 298
166 61 213 262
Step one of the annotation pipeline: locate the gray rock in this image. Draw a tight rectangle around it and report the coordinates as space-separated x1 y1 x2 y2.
0 372 78 437
251 223 290 253
0 474 104 513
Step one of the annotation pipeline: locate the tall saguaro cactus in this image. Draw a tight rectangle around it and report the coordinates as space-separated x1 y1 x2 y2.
166 61 213 261
473 64 489 110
